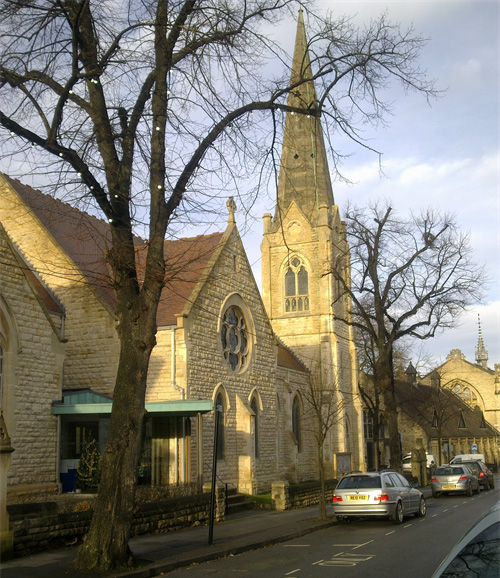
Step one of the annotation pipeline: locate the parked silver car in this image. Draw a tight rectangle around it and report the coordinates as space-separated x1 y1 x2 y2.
431 465 480 498
332 470 426 524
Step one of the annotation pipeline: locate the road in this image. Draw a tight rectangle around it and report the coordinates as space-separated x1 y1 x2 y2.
169 484 499 577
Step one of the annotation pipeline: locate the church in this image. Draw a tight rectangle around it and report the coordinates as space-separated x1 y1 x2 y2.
0 12 364 504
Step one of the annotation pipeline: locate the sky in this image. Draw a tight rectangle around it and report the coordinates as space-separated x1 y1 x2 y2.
1 1 498 372
240 0 500 371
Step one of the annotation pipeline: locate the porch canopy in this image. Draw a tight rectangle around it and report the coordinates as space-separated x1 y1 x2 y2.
52 389 213 417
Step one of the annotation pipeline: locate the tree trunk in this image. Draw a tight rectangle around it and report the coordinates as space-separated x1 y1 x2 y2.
376 346 402 471
318 441 326 520
372 415 381 471
382 388 401 470
75 302 157 572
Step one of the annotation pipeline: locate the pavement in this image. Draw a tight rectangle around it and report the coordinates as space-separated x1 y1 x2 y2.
0 488 433 578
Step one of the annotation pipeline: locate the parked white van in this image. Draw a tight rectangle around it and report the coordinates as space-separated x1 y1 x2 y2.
450 454 485 464
402 453 437 473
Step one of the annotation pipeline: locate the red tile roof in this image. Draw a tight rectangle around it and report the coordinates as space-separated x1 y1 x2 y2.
136 233 223 326
4 175 116 308
3 175 223 326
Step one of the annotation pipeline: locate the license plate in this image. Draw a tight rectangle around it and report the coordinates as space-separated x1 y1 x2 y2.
442 485 456 489
348 495 368 501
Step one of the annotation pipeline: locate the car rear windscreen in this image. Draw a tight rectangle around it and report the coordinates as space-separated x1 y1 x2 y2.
337 476 382 489
435 467 464 475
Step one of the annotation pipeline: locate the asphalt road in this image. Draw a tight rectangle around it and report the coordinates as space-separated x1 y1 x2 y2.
169 483 500 577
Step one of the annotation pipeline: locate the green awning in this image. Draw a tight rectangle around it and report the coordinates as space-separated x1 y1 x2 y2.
52 390 213 417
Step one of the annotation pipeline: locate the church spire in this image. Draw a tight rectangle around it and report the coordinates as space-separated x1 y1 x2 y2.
475 314 489 369
275 9 335 224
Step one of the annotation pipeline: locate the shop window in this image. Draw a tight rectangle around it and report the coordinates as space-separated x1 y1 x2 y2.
61 417 99 459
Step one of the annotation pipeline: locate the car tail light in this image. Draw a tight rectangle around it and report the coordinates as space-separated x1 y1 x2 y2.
431 477 438 482
479 471 485 478
375 494 390 502
459 475 468 481
333 495 343 502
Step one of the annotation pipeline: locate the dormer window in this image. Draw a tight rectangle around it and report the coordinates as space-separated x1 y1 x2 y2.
284 257 309 313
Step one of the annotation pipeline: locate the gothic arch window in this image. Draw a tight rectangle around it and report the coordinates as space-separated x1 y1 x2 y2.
334 256 346 300
0 343 3 410
250 394 260 458
363 411 373 440
344 416 351 452
292 395 302 452
220 304 250 373
284 256 309 313
450 381 479 407
214 390 227 460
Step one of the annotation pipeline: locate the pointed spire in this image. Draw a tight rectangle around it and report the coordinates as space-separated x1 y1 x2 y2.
275 10 335 224
475 314 488 369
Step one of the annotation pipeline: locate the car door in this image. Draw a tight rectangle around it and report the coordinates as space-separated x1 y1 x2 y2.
396 472 418 512
387 473 411 511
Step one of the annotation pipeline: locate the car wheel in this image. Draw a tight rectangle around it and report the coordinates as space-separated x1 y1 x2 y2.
416 497 426 517
467 483 473 497
393 501 404 524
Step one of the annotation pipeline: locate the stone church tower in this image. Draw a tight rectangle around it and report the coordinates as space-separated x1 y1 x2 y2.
261 11 364 475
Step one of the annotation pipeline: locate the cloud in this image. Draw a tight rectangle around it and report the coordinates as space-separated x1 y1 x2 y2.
450 58 483 83
426 301 500 368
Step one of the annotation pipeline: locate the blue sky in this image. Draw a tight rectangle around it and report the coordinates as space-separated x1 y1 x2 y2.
2 1 497 371
242 0 499 371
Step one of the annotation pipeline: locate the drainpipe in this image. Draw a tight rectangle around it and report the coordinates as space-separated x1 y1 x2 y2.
171 329 186 483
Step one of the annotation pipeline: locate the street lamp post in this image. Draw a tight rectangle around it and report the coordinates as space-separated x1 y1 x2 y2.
208 404 222 545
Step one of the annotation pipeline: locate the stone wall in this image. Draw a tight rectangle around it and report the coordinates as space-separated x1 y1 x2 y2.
272 480 338 511
8 491 217 556
0 228 63 500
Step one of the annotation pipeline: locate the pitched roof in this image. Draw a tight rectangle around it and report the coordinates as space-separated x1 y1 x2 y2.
3 175 223 326
142 233 224 326
1 222 64 316
277 337 309 373
3 174 116 309
424 349 496 377
395 379 498 438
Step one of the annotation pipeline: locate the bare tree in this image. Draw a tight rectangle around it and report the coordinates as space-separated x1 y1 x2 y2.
0 1 437 571
356 328 434 470
332 201 486 471
301 368 346 519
